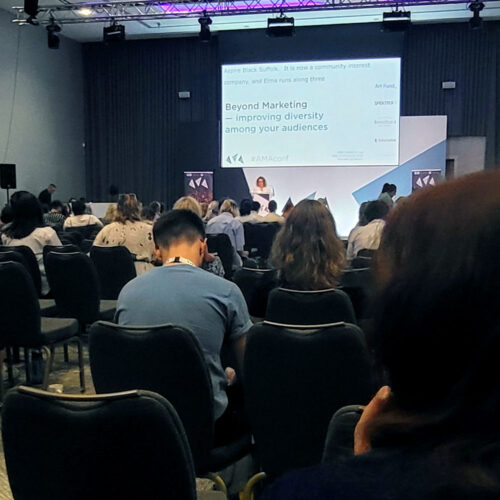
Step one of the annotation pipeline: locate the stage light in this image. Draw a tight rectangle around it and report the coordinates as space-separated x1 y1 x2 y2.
77 8 93 17
267 13 295 37
46 18 61 49
382 9 411 31
198 12 212 42
103 22 125 42
469 1 485 29
24 0 38 18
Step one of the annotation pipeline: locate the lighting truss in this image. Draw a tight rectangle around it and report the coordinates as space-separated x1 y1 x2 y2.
11 1 489 25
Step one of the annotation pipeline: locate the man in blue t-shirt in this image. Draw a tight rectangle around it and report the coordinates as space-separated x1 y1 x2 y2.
115 209 253 423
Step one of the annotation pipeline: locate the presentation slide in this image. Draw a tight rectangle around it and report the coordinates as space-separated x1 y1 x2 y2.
221 58 401 168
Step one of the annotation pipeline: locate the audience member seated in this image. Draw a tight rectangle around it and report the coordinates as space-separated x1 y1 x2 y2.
346 200 388 261
64 200 103 230
261 200 285 223
1 192 61 295
378 182 397 209
0 204 14 232
282 199 294 219
43 200 66 229
173 196 225 277
204 200 219 222
102 203 117 224
261 170 500 500
93 193 156 275
271 199 345 290
206 199 246 269
238 200 264 224
115 209 252 438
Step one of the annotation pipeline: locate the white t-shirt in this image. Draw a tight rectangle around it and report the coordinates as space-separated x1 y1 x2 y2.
63 214 103 229
346 219 385 261
1 226 61 295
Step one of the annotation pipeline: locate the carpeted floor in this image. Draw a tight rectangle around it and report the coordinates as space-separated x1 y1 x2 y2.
0 345 249 500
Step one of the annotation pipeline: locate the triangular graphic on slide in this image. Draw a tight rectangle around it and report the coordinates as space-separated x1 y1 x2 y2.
201 179 208 189
189 180 196 189
195 177 202 186
226 156 232 164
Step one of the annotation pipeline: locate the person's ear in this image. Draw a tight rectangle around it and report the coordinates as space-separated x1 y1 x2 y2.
354 386 392 455
154 245 162 261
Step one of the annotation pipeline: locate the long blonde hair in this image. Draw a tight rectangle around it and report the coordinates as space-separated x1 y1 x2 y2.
271 199 345 290
173 196 202 217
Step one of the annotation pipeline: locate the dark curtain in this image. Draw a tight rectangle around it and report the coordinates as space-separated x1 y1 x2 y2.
83 37 218 207
83 22 500 205
402 22 500 166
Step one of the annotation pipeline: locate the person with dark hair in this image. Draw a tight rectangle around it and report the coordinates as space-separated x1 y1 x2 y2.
346 200 388 260
63 199 103 230
93 193 155 275
261 200 285 223
115 209 252 433
0 204 14 228
237 199 263 223
38 184 56 210
261 169 500 500
378 183 397 208
271 199 345 290
43 200 66 229
1 192 61 295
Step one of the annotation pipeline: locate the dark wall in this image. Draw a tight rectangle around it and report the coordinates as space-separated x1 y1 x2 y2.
83 21 500 206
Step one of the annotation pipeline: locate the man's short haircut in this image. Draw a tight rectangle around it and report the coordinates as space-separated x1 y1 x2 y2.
50 200 64 210
251 201 260 212
49 184 56 189
268 200 277 213
153 209 206 249
365 200 389 222
72 200 86 215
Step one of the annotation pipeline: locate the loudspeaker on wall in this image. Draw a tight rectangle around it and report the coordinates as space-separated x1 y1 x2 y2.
0 164 17 189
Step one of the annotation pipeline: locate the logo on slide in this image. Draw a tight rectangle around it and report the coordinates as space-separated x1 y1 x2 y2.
226 154 245 165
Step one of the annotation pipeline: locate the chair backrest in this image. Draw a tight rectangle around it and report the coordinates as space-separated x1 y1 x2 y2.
243 223 281 259
2 387 197 500
351 256 373 269
89 321 215 474
0 245 42 297
266 287 356 325
59 230 83 246
0 261 42 347
338 268 373 320
244 321 374 480
207 233 234 279
357 248 376 259
45 251 101 324
65 224 101 241
322 405 364 463
90 246 137 299
232 267 278 318
42 244 80 269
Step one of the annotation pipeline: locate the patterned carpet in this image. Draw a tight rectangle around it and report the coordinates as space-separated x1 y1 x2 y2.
0 345 247 500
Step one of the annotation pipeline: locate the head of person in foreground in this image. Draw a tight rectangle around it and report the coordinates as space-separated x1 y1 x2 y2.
153 209 206 267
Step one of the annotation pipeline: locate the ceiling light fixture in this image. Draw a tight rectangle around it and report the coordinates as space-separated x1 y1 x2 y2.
469 1 485 29
103 22 125 43
46 18 61 49
198 11 212 42
267 11 295 37
77 7 93 17
382 8 411 31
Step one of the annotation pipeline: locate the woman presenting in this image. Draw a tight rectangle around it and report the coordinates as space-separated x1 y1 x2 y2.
251 176 274 215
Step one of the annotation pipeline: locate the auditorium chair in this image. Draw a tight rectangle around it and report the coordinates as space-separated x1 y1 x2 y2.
232 267 278 318
243 222 281 260
65 224 101 241
45 252 116 331
207 233 235 279
0 261 85 396
357 248 376 259
322 404 364 463
242 320 374 495
89 321 252 485
90 246 137 299
351 255 373 269
2 387 197 500
338 268 373 321
42 244 80 270
266 287 357 325
0 245 42 297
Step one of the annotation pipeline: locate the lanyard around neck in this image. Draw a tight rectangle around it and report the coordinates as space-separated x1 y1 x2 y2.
165 256 196 267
